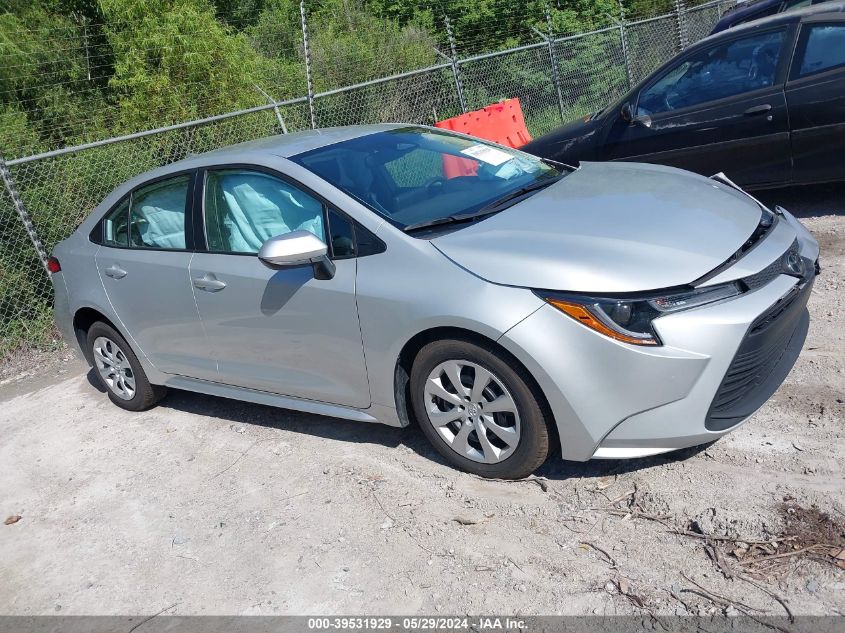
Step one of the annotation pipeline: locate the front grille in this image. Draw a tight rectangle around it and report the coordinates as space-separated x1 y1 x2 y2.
741 239 799 292
706 276 813 431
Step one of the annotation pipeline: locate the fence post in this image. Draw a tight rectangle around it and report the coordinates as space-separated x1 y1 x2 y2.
675 0 689 51
544 2 566 123
300 0 317 129
255 85 288 134
443 14 468 113
618 1 633 89
0 155 50 275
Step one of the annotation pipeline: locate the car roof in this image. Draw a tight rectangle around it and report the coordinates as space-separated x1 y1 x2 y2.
719 0 781 20
124 123 406 187
201 123 406 160
85 123 410 223
702 0 845 42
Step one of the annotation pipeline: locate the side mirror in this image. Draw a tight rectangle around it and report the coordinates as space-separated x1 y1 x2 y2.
632 113 652 129
622 103 652 129
258 230 335 280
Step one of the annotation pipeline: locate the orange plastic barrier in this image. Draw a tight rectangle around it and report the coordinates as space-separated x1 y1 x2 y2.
435 98 532 178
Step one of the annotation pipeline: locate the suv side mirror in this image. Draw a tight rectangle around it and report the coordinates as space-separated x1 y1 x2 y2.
621 103 652 129
258 230 335 280
632 113 652 129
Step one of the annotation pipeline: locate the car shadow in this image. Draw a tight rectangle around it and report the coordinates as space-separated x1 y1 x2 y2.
260 266 313 315
755 182 845 218
87 367 709 481
154 378 441 460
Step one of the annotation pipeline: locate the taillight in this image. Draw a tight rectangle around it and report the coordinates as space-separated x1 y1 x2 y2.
46 257 61 274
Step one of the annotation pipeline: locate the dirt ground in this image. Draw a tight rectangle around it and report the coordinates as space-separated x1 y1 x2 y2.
1 184 843 618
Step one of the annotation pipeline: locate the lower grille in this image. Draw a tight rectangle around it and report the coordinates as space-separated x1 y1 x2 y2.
706 276 813 431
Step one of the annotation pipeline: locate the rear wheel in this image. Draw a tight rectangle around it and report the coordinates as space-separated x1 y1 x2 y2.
86 322 167 411
410 339 550 479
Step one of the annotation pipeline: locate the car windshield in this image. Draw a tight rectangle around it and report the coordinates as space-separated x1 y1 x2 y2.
290 127 568 233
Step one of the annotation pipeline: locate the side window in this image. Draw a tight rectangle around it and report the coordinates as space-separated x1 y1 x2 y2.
129 175 189 249
327 209 356 258
103 197 129 247
204 169 325 254
638 30 785 115
796 24 845 77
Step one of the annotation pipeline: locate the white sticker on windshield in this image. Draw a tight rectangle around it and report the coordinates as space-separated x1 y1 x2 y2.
460 144 512 166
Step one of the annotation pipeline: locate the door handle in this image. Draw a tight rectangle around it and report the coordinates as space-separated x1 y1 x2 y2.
744 104 772 116
193 274 227 292
104 265 127 279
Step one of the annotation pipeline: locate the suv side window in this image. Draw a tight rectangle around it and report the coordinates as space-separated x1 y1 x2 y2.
128 175 190 249
637 29 786 115
796 24 845 77
204 169 325 254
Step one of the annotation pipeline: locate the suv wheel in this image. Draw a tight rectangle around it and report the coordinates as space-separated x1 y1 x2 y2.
86 322 167 411
410 338 550 479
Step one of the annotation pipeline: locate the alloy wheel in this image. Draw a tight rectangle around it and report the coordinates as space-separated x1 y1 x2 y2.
92 336 136 401
422 360 521 464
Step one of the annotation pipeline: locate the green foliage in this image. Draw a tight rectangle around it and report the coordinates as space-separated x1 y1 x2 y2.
0 8 109 152
100 0 267 131
0 105 43 157
309 2 437 89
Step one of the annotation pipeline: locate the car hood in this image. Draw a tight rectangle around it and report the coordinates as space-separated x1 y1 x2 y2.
431 161 764 293
521 116 603 163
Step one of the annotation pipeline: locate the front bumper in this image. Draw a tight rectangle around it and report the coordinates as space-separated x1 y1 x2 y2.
498 211 817 462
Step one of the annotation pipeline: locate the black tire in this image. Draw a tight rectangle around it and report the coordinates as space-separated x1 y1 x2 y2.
86 321 167 411
410 338 550 479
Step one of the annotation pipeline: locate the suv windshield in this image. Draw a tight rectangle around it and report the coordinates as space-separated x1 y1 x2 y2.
290 127 568 233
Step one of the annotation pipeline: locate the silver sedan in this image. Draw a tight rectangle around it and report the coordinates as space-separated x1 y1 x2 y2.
49 125 819 478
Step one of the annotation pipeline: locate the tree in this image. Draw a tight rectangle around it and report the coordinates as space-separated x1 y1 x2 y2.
99 0 267 132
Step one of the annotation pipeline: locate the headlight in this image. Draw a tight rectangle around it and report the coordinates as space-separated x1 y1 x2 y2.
538 282 741 346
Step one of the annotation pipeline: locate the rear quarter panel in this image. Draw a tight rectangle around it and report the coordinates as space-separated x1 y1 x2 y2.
53 232 161 380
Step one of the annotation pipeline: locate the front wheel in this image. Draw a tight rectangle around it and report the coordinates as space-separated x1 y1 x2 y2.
86 321 167 411
410 339 550 479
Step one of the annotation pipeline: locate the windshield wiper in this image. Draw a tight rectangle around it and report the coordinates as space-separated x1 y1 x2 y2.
402 174 565 234
475 174 564 214
403 210 501 233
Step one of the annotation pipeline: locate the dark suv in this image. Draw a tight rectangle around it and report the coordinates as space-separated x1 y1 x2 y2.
522 2 845 189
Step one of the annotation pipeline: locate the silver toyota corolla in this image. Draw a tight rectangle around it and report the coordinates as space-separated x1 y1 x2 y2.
50 124 819 479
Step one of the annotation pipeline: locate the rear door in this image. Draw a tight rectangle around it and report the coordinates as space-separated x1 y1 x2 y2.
785 20 845 184
95 172 216 379
189 167 371 408
601 26 793 187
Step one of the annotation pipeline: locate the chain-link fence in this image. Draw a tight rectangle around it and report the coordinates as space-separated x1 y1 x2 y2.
0 0 735 359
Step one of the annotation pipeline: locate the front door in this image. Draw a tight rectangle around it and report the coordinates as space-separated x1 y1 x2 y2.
602 27 792 188
190 167 370 408
95 172 216 379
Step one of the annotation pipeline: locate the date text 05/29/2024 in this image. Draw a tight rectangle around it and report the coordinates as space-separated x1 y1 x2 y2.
307 617 527 630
